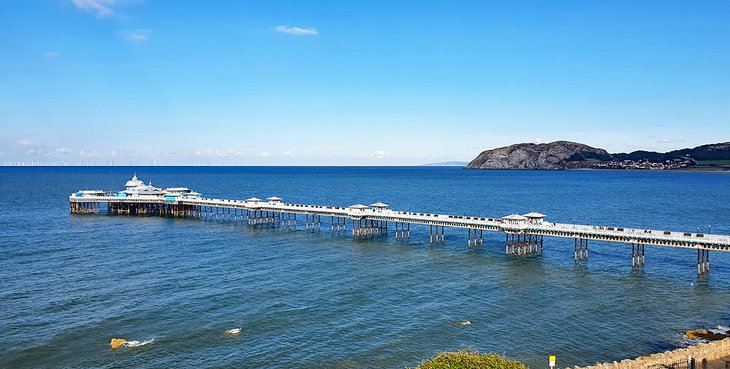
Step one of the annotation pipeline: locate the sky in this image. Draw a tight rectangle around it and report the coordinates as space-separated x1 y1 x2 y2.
1 0 729 165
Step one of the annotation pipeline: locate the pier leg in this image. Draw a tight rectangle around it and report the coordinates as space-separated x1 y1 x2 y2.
578 239 586 261
528 234 537 254
697 249 710 275
698 249 702 275
632 243 636 268
641 243 646 267
523 234 528 255
575 238 587 262
632 243 645 268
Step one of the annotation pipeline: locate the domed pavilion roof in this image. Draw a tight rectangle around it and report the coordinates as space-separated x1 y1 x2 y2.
125 174 144 188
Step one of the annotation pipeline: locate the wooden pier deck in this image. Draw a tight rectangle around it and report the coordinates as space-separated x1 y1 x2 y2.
70 178 728 276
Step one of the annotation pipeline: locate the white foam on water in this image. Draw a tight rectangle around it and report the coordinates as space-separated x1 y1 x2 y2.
225 328 242 335
716 325 730 333
683 338 708 346
124 339 154 347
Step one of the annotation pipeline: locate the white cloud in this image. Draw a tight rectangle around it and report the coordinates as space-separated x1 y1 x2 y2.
193 148 246 157
118 29 151 42
18 139 31 146
43 51 61 58
56 147 71 155
260 151 272 158
658 138 684 144
71 0 116 16
373 150 387 159
275 25 318 36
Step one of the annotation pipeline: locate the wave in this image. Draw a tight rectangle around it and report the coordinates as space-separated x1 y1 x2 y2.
710 325 729 334
124 339 154 347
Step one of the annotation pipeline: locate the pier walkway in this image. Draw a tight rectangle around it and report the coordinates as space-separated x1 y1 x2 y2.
70 176 729 276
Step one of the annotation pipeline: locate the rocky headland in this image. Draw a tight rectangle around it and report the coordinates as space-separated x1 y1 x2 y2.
466 141 730 170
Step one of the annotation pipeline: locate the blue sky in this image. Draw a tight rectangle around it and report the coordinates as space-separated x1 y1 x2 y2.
1 0 729 165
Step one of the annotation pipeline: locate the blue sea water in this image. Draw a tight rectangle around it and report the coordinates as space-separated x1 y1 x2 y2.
1 166 729 369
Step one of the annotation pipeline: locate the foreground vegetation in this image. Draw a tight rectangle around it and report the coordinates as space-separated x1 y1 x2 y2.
413 349 528 369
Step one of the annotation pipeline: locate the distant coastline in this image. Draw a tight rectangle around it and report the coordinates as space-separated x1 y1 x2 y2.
562 167 730 173
466 141 730 171
419 161 469 167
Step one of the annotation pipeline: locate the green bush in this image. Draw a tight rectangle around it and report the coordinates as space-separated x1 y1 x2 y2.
413 349 528 369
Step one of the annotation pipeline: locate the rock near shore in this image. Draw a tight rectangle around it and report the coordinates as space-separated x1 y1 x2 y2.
466 141 611 170
685 328 729 341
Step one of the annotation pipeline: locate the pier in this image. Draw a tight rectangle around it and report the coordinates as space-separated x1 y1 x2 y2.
70 175 730 275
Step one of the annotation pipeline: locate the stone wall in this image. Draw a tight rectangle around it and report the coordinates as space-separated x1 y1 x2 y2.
573 338 730 369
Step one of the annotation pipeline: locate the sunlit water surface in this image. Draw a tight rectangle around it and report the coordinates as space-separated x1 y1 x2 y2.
1 167 729 368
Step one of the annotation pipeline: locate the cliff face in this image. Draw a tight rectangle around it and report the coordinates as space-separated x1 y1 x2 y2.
466 141 612 170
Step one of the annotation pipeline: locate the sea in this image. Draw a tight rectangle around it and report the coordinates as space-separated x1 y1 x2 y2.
1 166 729 369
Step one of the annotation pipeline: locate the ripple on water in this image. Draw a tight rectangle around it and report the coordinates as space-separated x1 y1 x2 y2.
1 167 730 369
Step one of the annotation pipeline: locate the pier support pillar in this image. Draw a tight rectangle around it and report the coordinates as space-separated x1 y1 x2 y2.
467 228 478 247
697 249 710 275
574 238 588 262
631 242 645 268
505 232 541 256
